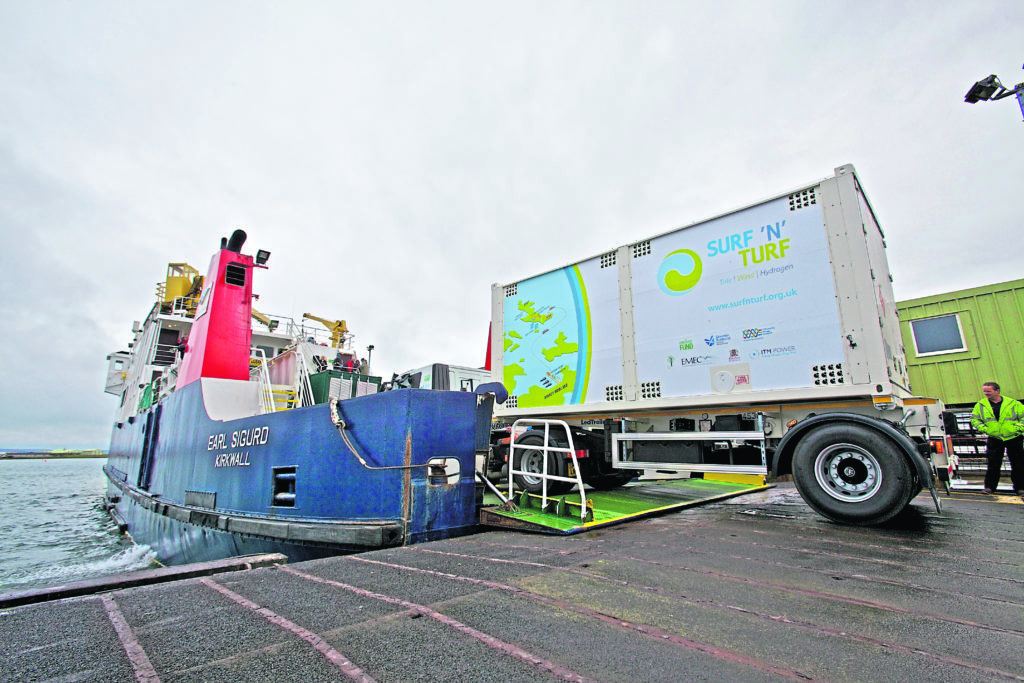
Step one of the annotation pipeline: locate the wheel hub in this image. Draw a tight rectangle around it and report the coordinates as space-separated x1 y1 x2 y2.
837 458 868 484
815 443 881 502
521 449 546 484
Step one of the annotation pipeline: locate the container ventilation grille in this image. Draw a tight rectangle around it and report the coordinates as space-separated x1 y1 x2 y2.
812 363 845 385
640 381 662 399
606 385 624 401
600 251 617 268
506 395 518 409
504 283 518 297
329 377 352 400
632 241 652 258
789 188 817 211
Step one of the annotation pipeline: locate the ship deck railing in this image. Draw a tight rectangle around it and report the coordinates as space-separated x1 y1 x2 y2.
250 346 317 412
250 348 276 414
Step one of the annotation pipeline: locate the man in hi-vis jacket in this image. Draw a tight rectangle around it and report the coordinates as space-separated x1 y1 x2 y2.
970 381 1024 495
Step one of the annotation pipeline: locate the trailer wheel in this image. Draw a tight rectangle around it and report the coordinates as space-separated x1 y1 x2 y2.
512 434 571 495
586 471 638 490
792 424 914 525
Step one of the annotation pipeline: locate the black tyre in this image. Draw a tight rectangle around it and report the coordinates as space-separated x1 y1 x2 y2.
792 423 915 525
585 470 638 491
512 434 572 495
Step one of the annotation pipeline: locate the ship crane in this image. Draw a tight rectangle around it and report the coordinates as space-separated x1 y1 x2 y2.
251 308 280 332
302 312 350 348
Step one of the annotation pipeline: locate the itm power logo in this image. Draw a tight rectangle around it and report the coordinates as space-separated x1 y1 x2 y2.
657 249 703 295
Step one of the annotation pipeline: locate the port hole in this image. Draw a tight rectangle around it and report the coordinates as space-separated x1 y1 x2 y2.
272 466 296 507
427 457 460 486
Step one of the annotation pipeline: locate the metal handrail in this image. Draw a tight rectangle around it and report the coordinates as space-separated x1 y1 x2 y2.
507 419 588 520
170 295 199 316
250 348 275 414
151 342 180 367
294 351 315 408
291 323 357 353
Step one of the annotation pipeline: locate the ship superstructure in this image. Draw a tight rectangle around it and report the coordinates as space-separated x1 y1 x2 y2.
103 230 493 565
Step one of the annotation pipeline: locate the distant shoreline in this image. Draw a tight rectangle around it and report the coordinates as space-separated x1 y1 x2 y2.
0 451 106 460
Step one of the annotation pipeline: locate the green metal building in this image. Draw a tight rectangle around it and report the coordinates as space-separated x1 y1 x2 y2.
896 278 1024 409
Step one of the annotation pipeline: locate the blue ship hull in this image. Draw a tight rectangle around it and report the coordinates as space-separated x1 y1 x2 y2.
104 382 489 565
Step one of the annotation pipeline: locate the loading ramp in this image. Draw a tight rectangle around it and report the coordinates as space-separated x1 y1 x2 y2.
480 477 772 535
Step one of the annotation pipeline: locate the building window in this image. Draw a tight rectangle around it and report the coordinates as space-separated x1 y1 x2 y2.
910 314 966 356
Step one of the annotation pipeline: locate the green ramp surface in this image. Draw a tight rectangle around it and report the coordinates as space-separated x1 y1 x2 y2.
480 478 772 535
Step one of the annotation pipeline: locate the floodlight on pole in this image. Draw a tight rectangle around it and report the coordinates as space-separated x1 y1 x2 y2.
964 75 1001 103
964 66 1024 121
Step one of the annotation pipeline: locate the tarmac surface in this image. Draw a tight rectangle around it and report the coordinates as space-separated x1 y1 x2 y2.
2 483 1022 682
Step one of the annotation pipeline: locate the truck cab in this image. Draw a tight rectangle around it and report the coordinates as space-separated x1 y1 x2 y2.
389 363 491 393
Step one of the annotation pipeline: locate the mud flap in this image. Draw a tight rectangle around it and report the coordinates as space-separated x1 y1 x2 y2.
928 479 942 514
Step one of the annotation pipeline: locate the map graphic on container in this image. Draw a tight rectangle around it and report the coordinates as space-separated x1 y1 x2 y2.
503 255 622 407
502 267 588 407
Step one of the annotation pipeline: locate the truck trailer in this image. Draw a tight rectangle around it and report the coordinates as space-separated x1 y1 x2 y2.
488 164 948 525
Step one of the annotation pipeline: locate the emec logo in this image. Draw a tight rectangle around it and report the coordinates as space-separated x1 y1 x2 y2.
658 249 703 295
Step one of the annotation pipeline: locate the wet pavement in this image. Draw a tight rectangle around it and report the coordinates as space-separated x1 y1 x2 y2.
2 483 1022 682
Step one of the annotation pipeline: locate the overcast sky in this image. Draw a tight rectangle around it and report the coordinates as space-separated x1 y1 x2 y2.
1 1 1021 448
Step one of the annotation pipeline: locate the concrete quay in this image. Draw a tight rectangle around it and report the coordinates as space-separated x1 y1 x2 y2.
2 483 1022 682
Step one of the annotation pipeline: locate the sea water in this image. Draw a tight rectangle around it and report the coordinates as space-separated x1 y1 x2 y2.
0 457 156 594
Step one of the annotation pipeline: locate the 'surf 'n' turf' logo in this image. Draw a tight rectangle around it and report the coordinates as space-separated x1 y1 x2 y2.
657 249 703 295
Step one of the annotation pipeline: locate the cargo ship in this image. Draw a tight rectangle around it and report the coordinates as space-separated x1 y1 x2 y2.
102 230 498 565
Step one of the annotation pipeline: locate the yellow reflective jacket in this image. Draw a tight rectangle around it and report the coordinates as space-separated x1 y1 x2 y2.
970 397 1024 440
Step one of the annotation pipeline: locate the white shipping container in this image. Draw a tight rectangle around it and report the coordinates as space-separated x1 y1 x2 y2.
491 164 910 415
